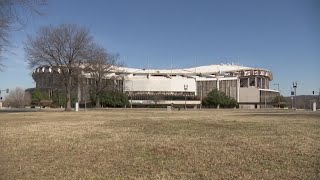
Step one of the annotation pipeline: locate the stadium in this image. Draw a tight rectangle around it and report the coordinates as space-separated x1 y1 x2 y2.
31 64 279 109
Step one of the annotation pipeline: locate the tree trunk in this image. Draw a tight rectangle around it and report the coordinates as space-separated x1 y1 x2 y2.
96 94 100 108
65 76 72 111
95 81 101 108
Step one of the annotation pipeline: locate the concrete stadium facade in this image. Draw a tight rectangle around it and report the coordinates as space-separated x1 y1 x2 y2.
32 64 279 108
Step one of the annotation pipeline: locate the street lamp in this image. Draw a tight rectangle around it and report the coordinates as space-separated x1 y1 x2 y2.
184 84 188 109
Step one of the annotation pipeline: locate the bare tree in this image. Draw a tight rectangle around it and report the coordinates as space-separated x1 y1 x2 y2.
5 87 26 108
25 24 93 111
0 0 47 69
84 44 119 108
24 90 32 106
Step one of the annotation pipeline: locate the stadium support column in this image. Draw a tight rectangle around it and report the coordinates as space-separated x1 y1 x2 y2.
122 78 125 93
77 77 81 102
255 77 257 88
217 78 219 91
264 77 267 108
237 77 240 103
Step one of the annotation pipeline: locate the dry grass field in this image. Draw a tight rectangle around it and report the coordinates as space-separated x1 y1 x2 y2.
0 109 319 179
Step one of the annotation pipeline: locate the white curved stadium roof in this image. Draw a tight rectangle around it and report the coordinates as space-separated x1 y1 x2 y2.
118 64 265 74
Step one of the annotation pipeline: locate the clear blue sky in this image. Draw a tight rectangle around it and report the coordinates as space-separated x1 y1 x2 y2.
1 0 319 96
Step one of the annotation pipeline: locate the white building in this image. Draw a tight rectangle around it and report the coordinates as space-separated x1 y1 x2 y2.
32 63 279 108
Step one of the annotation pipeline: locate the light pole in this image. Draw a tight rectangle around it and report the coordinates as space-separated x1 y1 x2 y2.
293 82 297 110
273 83 280 108
312 89 320 111
0 88 9 95
0 89 9 98
130 81 133 108
0 89 9 108
312 89 320 101
200 83 203 109
184 84 188 109
273 83 280 92
291 87 294 109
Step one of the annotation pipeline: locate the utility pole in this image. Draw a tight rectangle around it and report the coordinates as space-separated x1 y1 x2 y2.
184 84 188 110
